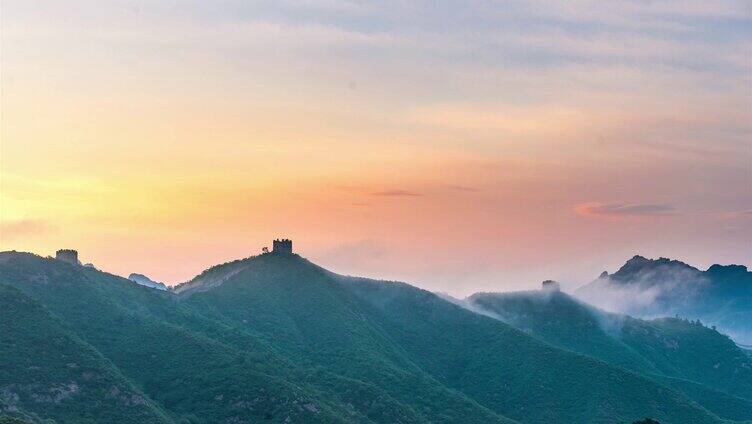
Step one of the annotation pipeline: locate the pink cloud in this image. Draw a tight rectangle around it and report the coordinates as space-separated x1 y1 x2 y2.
575 203 675 219
1 219 55 240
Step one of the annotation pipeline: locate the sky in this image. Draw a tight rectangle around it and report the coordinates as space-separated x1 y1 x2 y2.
1 0 751 295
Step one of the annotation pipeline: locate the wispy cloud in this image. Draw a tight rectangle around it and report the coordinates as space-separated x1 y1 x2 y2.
717 209 752 220
404 103 597 136
448 185 479 192
575 203 675 218
0 219 55 241
371 190 422 197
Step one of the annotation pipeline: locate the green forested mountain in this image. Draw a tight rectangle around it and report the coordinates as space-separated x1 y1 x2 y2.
0 252 508 423
0 253 381 424
468 287 752 421
576 255 752 344
0 250 744 423
0 417 32 424
0 284 171 424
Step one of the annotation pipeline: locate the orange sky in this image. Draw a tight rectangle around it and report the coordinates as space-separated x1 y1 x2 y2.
1 1 750 295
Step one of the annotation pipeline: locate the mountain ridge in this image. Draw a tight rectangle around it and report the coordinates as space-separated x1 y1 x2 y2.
0 249 747 423
466 286 752 421
128 273 168 291
576 255 752 344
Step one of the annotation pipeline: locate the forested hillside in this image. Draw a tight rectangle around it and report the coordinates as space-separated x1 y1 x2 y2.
468 288 752 421
0 251 742 423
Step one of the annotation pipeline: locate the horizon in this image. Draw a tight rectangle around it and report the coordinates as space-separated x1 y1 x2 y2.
3 245 747 297
2 1 750 296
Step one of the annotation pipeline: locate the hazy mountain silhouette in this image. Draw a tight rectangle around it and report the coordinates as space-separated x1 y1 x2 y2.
576 255 752 344
127 273 167 291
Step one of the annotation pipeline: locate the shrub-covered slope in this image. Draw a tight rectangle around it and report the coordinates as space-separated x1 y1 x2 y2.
182 254 513 423
0 250 737 423
468 288 752 421
0 253 382 423
0 252 505 423
339 276 721 424
179 253 723 423
0 284 172 424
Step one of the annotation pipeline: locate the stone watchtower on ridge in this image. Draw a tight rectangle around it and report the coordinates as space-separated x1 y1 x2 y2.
56 249 79 265
272 239 292 254
541 280 560 291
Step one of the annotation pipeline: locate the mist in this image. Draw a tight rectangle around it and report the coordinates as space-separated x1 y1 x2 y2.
574 267 709 318
573 257 752 345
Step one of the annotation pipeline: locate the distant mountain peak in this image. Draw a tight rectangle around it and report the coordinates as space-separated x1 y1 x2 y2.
611 255 700 282
707 264 749 274
127 273 167 291
576 254 752 344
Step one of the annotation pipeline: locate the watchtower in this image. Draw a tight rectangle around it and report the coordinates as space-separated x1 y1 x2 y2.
56 249 79 265
272 239 292 254
541 280 560 291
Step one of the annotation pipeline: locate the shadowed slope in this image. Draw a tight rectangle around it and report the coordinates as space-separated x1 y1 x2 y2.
0 284 172 424
468 288 752 421
576 256 752 344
